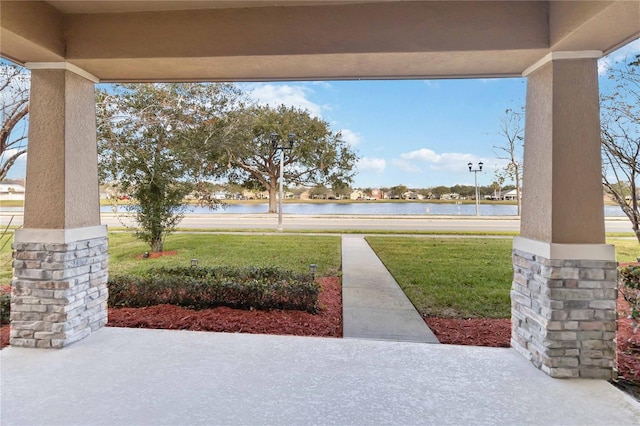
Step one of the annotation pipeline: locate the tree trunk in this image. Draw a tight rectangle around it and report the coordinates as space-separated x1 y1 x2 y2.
515 167 521 216
268 183 277 214
151 236 164 253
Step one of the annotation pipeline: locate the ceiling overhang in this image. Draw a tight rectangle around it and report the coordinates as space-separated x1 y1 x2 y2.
1 0 638 82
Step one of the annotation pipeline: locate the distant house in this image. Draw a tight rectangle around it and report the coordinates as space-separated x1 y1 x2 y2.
403 191 423 200
440 193 460 200
0 183 26 201
370 189 384 200
350 190 365 200
503 189 521 201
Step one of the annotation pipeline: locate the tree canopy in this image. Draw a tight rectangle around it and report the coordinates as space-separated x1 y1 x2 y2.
96 82 242 251
214 104 358 213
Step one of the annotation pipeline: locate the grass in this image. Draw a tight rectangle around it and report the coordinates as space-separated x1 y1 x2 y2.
0 232 341 285
366 236 514 318
106 233 341 277
366 236 640 319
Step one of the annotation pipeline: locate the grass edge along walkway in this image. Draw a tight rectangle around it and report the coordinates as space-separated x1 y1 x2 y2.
366 236 640 320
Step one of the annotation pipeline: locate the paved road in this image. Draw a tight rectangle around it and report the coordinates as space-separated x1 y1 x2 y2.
0 212 633 233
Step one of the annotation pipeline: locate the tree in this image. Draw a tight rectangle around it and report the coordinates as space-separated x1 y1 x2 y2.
0 62 29 181
430 185 450 198
390 185 408 199
332 180 352 199
492 170 506 200
601 54 640 243
96 82 241 252
493 108 524 214
309 184 330 199
217 104 358 213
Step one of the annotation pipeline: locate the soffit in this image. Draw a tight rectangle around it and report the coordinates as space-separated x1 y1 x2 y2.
1 0 638 81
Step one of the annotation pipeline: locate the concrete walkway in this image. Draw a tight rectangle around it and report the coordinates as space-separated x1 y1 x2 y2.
342 235 439 343
2 328 639 425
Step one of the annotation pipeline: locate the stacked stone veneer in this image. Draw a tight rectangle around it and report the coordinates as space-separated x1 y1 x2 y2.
511 248 618 379
10 236 109 348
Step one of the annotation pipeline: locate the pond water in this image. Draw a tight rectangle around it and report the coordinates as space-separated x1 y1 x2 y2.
96 202 628 217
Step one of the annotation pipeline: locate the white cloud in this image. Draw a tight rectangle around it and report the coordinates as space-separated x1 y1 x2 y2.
357 157 386 174
390 158 422 173
397 148 510 176
244 83 323 117
340 129 362 147
400 148 478 172
311 81 333 89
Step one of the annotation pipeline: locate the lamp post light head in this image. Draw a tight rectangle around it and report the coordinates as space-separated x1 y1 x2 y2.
478 162 484 171
288 133 295 149
270 132 279 150
309 264 317 279
467 162 472 172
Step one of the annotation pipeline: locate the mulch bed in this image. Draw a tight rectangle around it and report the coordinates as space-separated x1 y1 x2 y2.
134 250 178 260
106 276 342 337
425 317 511 347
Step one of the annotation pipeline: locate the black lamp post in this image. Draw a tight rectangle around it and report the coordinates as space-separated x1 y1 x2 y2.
271 133 295 231
468 162 483 216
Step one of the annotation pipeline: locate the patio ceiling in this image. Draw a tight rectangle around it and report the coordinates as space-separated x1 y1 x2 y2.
1 0 639 81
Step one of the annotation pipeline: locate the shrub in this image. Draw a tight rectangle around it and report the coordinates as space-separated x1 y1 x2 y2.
619 266 640 333
0 291 10 325
108 266 320 313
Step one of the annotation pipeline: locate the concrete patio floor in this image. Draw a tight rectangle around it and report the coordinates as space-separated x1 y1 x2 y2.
2 327 639 425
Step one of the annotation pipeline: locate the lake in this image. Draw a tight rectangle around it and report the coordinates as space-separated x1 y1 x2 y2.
98 202 628 217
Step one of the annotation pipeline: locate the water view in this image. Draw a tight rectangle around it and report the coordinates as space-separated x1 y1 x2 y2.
97 202 628 217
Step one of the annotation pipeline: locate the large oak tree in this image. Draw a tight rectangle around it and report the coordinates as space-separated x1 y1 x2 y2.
217 104 358 213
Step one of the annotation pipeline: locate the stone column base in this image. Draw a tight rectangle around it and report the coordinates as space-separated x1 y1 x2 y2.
511 237 617 379
10 226 109 348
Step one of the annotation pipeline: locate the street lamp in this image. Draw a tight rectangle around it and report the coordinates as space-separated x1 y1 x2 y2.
271 132 295 231
467 161 483 216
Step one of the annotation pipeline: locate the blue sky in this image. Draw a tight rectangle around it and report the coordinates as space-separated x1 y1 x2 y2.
3 39 639 189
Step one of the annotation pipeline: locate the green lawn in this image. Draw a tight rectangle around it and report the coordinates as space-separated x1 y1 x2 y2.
366 236 514 318
0 232 342 285
2 232 640 320
106 233 341 276
366 236 640 319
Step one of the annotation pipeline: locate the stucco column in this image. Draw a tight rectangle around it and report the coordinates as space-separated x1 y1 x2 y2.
10 63 108 348
511 52 617 379
24 65 100 229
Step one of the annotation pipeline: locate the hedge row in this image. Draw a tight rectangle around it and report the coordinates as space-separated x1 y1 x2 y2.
108 266 320 313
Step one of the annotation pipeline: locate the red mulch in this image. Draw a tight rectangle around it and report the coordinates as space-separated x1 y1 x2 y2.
616 290 640 382
425 317 511 347
106 276 342 337
134 250 178 260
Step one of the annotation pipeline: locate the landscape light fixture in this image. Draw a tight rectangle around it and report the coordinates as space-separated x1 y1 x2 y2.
309 264 317 280
191 259 198 267
271 133 295 231
467 162 483 216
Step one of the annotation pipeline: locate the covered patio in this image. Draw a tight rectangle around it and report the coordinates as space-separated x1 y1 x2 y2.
1 0 640 385
3 327 640 424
